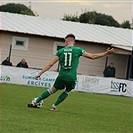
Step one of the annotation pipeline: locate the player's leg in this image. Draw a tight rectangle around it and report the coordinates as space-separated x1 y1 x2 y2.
27 86 57 108
50 81 76 110
28 76 64 108
50 90 69 110
36 86 57 103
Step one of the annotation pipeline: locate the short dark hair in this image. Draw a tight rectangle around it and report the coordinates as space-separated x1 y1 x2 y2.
65 34 75 40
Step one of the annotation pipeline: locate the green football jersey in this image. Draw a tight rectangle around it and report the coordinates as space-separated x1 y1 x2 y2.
56 46 86 81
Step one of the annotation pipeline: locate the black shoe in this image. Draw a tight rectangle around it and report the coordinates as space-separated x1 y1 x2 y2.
27 103 37 108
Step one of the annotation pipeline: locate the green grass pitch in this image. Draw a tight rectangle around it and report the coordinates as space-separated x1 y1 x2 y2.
0 83 132 133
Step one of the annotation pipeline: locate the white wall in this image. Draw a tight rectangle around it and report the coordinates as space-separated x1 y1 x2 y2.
1 32 131 79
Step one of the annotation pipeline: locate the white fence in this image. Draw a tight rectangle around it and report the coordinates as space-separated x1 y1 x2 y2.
0 65 132 97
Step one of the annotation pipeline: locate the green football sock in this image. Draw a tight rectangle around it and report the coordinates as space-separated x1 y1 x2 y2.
36 89 52 103
54 91 68 106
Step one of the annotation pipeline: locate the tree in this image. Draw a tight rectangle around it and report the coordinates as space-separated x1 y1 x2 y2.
79 11 97 24
120 20 131 29
63 12 79 22
0 3 36 16
63 11 131 29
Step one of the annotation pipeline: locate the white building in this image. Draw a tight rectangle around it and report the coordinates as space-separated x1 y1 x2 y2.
0 12 132 79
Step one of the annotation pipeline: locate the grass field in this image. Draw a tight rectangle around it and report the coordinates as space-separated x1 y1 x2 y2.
0 83 132 133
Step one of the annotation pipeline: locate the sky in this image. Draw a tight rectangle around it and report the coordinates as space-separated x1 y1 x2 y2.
0 0 132 23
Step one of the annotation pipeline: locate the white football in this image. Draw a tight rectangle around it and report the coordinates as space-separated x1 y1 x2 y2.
32 97 44 108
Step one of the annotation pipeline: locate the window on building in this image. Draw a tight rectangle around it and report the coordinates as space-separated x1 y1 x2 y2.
16 40 24 46
53 41 65 54
53 41 65 71
12 36 29 50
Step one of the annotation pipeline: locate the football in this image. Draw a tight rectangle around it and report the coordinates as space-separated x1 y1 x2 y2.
32 97 44 108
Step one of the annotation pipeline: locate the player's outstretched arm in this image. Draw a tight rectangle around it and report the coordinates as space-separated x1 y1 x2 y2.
35 56 59 80
83 47 115 60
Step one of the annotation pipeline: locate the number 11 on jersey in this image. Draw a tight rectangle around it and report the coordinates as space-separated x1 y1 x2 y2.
64 52 72 67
